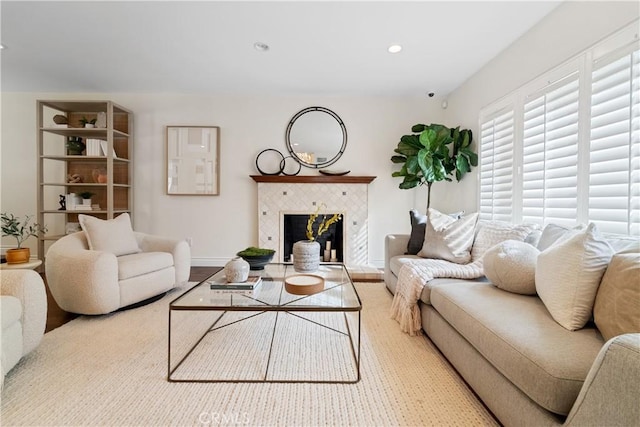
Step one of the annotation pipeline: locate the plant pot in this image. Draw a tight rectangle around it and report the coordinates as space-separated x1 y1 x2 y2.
6 247 30 264
82 198 91 206
84 124 95 128
292 240 321 273
238 252 274 270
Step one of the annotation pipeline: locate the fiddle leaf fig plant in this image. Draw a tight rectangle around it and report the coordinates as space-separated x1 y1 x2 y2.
391 123 477 211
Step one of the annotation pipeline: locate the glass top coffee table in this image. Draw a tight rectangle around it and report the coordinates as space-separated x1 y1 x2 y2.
168 263 362 383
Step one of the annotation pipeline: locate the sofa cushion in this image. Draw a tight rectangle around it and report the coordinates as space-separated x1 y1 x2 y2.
418 209 478 264
407 209 464 255
117 252 174 280
483 240 539 295
536 223 613 331
389 254 421 277
593 251 640 341
79 213 141 257
419 277 489 305
470 221 538 262
536 223 579 252
407 210 428 255
430 281 604 415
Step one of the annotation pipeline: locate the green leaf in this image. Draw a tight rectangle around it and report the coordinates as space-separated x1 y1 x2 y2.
400 134 421 147
396 140 420 157
418 129 436 149
432 157 447 181
406 156 420 175
417 149 433 176
411 124 426 133
456 154 470 175
391 155 406 164
466 150 479 166
399 176 421 189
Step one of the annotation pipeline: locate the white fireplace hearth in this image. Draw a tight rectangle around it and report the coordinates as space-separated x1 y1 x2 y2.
252 175 376 267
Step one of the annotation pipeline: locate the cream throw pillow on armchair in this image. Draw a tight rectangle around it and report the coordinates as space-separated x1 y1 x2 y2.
78 213 141 256
418 208 478 264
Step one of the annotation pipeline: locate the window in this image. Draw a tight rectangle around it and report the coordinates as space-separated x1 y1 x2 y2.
479 21 640 235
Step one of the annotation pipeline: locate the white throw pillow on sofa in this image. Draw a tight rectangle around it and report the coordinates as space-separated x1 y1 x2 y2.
535 223 613 331
418 208 478 264
483 240 540 295
78 213 141 256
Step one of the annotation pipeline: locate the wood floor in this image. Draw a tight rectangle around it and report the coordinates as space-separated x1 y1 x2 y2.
42 266 221 333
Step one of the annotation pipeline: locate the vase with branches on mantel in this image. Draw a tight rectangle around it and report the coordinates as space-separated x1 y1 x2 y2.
292 204 342 273
390 123 478 212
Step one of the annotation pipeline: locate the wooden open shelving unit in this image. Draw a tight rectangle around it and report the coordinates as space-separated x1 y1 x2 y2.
36 100 133 260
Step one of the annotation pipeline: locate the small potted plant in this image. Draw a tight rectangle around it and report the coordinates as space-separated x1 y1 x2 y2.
236 247 276 270
1 213 47 264
79 116 97 128
78 191 95 206
66 136 86 155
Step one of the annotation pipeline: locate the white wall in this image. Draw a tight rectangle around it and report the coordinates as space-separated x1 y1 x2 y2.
436 1 640 214
1 92 445 267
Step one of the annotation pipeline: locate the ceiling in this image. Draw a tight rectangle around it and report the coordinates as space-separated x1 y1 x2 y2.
1 1 561 97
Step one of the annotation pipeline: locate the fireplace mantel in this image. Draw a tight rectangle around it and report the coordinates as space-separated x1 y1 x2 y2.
254 174 374 266
250 175 376 184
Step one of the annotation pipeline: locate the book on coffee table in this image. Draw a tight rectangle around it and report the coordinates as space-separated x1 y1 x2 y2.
208 276 262 290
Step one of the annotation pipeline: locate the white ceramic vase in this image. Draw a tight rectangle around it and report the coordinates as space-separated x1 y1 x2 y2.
224 257 250 282
292 240 321 273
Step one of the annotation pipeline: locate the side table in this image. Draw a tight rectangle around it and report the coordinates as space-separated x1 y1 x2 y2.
0 259 43 270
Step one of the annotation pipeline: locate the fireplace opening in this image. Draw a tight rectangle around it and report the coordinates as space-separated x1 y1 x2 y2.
283 214 344 263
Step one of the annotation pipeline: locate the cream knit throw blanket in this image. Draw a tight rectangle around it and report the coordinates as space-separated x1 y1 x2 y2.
390 259 484 336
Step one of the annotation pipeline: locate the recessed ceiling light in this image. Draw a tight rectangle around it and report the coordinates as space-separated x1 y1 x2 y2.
0 44 5 50
388 44 402 54
254 42 269 52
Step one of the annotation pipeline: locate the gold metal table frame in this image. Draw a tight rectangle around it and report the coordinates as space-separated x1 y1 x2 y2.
168 263 361 384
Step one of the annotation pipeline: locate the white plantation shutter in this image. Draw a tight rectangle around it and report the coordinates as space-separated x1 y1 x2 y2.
522 76 580 227
589 47 640 235
479 109 514 221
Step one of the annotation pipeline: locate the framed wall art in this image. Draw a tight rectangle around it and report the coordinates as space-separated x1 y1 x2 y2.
166 126 220 195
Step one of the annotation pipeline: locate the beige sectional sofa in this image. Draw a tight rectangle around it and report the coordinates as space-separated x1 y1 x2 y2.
385 224 640 427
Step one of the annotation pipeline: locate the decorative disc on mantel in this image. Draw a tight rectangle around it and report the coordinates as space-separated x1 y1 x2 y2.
319 169 350 176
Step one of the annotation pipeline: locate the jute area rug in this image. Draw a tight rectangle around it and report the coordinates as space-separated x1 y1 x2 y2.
1 282 498 426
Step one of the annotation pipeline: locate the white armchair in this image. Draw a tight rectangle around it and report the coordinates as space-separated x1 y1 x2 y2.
1 270 47 389
45 231 190 315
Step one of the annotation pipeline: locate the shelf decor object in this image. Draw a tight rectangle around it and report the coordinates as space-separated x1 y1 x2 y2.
166 126 220 195
292 240 321 273
255 148 285 176
284 274 325 295
36 100 133 260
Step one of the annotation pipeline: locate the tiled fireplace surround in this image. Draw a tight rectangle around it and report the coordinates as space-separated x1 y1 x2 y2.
253 176 375 268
